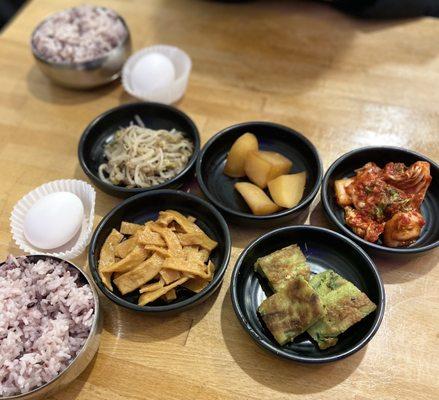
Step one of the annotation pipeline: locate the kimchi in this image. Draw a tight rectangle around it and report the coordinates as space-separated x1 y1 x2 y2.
334 161 431 247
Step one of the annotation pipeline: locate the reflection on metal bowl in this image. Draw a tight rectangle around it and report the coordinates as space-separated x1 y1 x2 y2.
2 255 102 400
31 17 131 89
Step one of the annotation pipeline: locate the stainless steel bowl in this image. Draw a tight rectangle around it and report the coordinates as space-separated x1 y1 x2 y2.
2 255 102 400
30 16 131 89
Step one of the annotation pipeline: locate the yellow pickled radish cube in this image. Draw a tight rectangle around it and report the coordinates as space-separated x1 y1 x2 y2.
224 133 259 178
244 151 272 188
244 150 292 189
235 182 282 215
267 172 307 208
258 151 292 179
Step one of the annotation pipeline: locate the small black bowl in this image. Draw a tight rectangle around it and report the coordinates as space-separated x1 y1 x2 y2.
78 102 200 198
230 225 385 363
196 122 322 227
321 146 439 255
89 189 231 313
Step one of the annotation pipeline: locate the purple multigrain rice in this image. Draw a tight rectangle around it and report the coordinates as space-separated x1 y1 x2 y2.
31 5 128 64
0 256 94 396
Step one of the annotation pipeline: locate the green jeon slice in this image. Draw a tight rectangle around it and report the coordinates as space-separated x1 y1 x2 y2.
254 244 310 292
307 270 377 350
258 277 325 345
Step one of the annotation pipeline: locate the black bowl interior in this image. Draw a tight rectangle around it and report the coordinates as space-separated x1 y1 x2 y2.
322 147 439 252
79 102 200 195
232 226 385 363
197 122 322 218
89 190 230 312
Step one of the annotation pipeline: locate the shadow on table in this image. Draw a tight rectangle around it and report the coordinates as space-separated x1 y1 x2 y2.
72 164 121 219
146 0 437 100
48 353 98 400
229 207 310 249
219 287 364 394
146 0 356 95
309 199 332 229
118 89 188 107
26 65 120 105
100 283 221 344
374 250 438 284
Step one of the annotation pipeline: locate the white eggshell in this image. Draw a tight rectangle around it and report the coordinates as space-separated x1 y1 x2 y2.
23 192 84 250
130 52 176 93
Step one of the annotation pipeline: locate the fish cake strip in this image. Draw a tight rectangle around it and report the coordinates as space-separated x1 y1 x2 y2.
163 288 177 302
114 252 164 295
161 257 209 278
98 229 124 291
120 221 143 236
101 246 148 274
115 237 137 259
157 210 202 233
138 277 189 306
177 232 218 252
150 224 182 254
159 268 182 284
139 280 164 293
137 230 166 247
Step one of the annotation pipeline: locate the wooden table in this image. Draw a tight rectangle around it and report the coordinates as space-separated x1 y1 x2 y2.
0 0 438 399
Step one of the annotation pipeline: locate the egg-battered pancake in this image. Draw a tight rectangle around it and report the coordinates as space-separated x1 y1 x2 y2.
254 244 310 292
258 277 325 345
307 270 376 349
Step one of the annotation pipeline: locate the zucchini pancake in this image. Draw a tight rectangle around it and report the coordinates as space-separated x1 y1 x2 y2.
256 244 377 349
307 270 376 349
254 244 310 292
258 277 324 345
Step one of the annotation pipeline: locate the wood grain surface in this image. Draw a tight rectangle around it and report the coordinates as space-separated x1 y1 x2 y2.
0 0 438 399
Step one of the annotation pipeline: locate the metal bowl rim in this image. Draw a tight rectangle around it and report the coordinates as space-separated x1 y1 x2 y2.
1 254 100 400
30 9 131 69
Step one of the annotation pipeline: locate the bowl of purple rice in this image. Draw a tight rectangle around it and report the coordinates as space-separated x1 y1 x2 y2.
0 254 101 399
30 4 131 89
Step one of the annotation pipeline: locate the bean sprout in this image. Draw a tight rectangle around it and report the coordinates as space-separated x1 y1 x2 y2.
98 118 193 189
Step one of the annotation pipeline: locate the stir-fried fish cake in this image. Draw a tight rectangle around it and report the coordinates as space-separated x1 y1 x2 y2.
258 277 325 345
254 244 310 292
307 270 376 349
97 210 218 305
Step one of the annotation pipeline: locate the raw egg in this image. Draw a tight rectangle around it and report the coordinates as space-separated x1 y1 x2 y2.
23 192 84 250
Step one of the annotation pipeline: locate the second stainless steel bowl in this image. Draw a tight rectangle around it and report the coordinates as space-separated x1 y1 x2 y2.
31 16 131 89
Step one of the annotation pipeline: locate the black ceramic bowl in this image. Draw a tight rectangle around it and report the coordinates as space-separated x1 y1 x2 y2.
196 122 323 227
322 146 439 255
231 225 385 363
78 102 200 198
89 189 231 313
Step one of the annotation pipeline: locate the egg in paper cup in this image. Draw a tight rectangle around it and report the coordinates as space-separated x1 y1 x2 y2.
10 180 96 260
122 44 192 104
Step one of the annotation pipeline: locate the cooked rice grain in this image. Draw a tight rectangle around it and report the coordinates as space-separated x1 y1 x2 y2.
0 256 94 396
32 5 128 64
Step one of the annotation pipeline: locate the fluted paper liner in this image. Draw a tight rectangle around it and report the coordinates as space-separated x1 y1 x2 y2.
10 179 96 260
122 44 191 105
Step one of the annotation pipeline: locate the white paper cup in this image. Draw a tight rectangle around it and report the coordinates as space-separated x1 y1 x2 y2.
10 180 96 260
122 44 191 104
